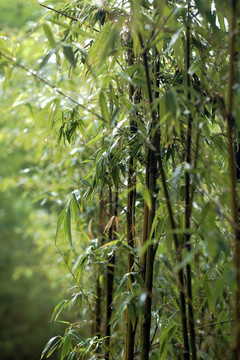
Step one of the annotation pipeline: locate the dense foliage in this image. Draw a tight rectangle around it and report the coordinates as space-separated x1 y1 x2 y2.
1 0 240 359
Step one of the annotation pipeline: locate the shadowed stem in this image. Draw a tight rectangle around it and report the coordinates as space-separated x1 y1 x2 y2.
138 31 190 360
226 1 240 358
185 2 197 359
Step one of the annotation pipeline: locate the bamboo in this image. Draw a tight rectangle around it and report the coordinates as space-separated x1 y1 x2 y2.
139 32 190 360
141 156 150 283
226 0 240 358
105 185 115 360
0 51 104 121
139 34 160 360
185 3 197 359
125 45 137 360
94 191 105 337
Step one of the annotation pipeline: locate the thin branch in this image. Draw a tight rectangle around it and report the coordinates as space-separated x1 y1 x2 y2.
195 319 232 330
40 3 79 22
55 244 96 303
39 3 100 32
0 51 105 121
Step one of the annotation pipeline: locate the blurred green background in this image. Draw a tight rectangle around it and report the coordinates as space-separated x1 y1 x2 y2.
0 1 64 359
0 0 38 29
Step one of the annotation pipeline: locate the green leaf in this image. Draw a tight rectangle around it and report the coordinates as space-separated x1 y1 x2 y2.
87 22 111 66
62 44 76 68
43 23 56 47
41 336 62 359
173 35 184 70
64 204 72 247
81 179 92 187
42 23 61 66
165 27 183 53
38 48 56 70
127 301 136 328
51 300 68 322
165 89 178 117
55 207 67 244
3 65 13 92
55 199 72 246
99 92 110 122
61 333 72 360
49 18 96 38
115 273 129 299
100 24 119 62
204 281 215 314
133 272 145 287
159 324 177 359
73 42 87 63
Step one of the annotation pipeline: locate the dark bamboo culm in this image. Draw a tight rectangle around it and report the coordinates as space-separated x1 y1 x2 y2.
105 185 118 360
94 190 105 337
226 0 240 358
125 43 138 360
138 33 191 360
184 2 197 359
139 35 160 360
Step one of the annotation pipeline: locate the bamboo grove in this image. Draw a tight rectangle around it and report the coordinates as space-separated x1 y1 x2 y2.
1 0 240 359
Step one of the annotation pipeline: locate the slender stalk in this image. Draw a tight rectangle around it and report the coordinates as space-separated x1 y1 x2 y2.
94 190 105 337
105 185 113 360
125 45 137 360
139 35 160 360
141 155 150 283
189 124 200 214
226 1 240 358
139 32 190 360
184 3 197 359
105 185 118 360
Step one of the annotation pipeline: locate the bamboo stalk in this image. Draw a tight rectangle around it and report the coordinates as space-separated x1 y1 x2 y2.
125 45 138 360
139 32 190 359
105 185 114 360
141 156 150 283
138 34 160 360
226 1 240 358
184 3 197 359
94 191 105 337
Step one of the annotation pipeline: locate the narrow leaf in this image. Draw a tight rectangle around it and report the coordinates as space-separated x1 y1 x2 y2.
41 336 62 359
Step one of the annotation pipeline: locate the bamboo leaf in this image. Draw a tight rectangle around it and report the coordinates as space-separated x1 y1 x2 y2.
64 202 72 247
165 89 178 117
159 324 177 359
173 35 184 70
87 22 111 66
62 44 76 68
43 23 56 47
46 339 61 358
61 333 72 360
55 206 67 244
81 179 92 187
49 18 96 38
41 336 62 359
165 27 183 53
115 273 129 299
51 300 68 322
99 92 110 122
